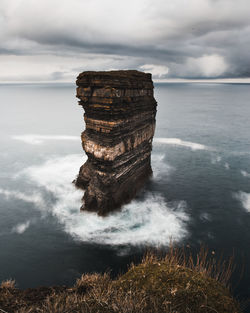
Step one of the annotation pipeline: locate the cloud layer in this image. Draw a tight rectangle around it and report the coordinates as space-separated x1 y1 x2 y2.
0 0 250 81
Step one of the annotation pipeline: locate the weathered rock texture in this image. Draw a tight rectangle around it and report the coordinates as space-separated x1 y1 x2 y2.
75 70 157 215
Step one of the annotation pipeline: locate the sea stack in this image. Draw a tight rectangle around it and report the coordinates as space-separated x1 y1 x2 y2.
75 70 157 215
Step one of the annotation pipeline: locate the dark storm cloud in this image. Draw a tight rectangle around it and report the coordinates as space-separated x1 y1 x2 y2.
0 0 250 81
25 34 187 62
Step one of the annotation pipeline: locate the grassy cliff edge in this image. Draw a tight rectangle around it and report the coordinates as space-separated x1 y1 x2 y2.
0 246 241 313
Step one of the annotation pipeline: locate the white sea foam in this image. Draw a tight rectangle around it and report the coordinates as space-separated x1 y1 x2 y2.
12 220 31 234
241 170 250 178
154 138 209 151
12 134 79 145
210 155 231 170
211 155 222 164
23 154 85 194
14 153 189 246
151 153 173 179
0 188 45 208
234 191 250 213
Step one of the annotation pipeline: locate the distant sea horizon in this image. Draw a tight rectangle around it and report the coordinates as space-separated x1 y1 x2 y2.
1 76 250 85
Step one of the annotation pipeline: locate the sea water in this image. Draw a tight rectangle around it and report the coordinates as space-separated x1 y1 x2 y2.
0 83 249 306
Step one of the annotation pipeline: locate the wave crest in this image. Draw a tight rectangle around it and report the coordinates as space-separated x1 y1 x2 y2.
234 191 250 213
154 138 210 151
12 134 79 145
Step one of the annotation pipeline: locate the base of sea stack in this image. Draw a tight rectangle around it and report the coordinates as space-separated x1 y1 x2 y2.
75 159 152 216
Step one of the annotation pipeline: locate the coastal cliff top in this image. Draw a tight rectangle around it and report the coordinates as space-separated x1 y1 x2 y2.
76 70 153 88
0 248 241 313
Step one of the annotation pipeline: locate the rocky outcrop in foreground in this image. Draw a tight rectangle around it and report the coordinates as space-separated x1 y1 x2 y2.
75 70 157 215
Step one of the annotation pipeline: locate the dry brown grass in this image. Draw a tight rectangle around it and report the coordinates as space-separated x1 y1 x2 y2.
145 244 235 287
0 279 16 289
0 246 242 313
118 245 240 313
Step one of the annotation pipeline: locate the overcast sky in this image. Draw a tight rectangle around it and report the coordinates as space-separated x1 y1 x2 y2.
1 0 250 82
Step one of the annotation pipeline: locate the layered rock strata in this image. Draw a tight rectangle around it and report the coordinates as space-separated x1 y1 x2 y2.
75 70 157 215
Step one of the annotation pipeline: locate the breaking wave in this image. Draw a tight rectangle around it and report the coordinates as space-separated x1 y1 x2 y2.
154 137 210 151
151 153 173 179
0 188 45 208
12 134 79 145
12 220 31 234
2 153 189 246
241 170 250 178
234 191 250 213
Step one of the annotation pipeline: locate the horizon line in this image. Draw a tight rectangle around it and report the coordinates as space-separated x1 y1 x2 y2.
1 78 250 84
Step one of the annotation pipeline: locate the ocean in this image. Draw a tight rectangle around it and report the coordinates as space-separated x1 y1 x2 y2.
0 82 250 308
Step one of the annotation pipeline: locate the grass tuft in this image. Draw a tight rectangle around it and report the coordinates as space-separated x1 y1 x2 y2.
0 279 16 289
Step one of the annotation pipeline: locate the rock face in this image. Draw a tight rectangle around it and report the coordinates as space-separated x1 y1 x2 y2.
75 70 157 215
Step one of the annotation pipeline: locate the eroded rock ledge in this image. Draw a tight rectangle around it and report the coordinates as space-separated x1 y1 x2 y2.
75 70 157 215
